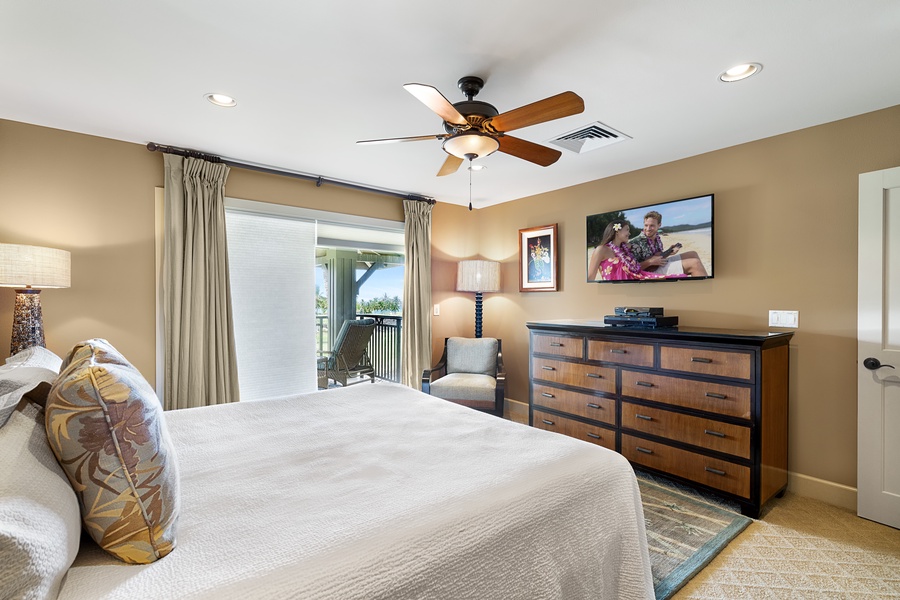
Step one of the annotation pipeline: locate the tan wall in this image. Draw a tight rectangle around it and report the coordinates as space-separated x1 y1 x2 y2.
432 104 900 491
0 119 403 384
4 105 900 494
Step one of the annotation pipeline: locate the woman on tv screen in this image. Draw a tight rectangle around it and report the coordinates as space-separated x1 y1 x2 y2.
588 219 687 281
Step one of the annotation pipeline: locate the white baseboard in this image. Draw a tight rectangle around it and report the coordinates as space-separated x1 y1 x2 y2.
788 471 857 512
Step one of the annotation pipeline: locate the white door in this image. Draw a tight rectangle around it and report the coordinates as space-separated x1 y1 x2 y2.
858 166 900 529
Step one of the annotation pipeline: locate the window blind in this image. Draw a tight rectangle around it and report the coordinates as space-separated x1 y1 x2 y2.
225 210 316 399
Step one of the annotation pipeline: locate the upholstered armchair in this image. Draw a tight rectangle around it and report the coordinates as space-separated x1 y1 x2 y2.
422 337 505 417
317 318 376 389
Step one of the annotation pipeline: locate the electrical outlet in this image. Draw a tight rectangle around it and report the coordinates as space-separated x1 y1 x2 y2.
433 304 440 316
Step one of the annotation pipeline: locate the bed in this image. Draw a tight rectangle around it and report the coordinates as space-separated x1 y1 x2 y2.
2 344 654 600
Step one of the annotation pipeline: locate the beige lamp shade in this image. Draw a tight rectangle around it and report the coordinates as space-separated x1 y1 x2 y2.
0 243 71 289
457 260 500 293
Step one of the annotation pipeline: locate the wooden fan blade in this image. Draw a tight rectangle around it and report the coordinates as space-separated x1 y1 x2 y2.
404 83 469 126
497 135 562 167
357 134 446 145
437 154 464 177
485 91 584 133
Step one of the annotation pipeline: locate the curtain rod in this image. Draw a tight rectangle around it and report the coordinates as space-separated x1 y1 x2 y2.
146 142 436 205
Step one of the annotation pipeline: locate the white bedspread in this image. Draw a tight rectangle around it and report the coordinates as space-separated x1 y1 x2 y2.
58 382 653 599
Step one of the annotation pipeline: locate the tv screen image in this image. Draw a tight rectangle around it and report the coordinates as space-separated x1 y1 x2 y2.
586 193 713 283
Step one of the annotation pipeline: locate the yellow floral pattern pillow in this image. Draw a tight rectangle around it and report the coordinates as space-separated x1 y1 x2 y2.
45 339 179 564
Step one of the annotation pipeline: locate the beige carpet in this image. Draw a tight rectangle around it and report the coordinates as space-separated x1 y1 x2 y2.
674 492 900 598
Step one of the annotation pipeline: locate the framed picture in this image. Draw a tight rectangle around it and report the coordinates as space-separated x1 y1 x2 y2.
519 224 559 292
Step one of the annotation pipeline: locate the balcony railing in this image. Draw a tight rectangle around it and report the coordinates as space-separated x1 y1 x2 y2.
316 314 402 383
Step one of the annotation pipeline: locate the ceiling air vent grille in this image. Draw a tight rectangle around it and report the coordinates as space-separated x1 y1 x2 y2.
548 122 631 154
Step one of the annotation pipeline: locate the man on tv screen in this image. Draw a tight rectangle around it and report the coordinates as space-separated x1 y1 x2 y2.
629 210 708 277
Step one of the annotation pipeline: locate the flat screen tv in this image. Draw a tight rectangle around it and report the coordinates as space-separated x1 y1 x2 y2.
586 193 713 283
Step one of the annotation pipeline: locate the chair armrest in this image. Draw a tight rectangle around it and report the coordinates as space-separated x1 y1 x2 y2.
422 354 448 393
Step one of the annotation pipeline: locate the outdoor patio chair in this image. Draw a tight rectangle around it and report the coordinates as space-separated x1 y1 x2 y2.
422 337 505 417
317 318 376 389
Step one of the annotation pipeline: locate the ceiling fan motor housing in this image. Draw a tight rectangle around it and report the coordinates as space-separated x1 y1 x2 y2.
443 101 499 133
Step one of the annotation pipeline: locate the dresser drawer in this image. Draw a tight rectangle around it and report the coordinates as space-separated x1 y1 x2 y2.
531 358 616 394
621 402 750 459
621 370 751 419
621 435 750 498
533 410 616 450
660 346 752 380
532 334 584 359
587 339 654 367
533 384 615 425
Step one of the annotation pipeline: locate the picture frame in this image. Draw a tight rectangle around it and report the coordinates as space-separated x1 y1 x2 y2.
519 223 559 292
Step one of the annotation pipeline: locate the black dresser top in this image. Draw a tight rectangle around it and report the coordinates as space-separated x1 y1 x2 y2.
526 319 793 347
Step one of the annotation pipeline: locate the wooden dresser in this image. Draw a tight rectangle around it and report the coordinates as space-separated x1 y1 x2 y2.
527 320 793 517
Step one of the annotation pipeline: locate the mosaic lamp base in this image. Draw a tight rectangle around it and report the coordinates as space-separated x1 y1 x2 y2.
11 288 45 356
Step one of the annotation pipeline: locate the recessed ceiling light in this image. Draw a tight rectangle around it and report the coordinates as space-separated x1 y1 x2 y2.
205 93 237 107
718 63 763 83
468 164 486 171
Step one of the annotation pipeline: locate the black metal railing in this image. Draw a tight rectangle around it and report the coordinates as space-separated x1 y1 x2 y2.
315 314 402 383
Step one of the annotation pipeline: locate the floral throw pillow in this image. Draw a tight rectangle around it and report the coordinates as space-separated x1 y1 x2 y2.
45 339 180 564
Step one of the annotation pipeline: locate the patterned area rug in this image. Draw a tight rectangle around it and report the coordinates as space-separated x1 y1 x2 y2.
638 475 752 599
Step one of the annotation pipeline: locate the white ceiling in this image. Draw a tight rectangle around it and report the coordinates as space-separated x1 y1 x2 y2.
3 1 899 209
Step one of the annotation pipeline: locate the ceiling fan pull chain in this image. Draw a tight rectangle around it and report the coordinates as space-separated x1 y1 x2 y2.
468 156 474 211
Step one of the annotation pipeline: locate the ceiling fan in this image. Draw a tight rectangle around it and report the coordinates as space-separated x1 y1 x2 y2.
357 76 585 177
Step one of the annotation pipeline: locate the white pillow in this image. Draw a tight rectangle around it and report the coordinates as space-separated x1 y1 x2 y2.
0 366 59 428
4 346 63 372
0 401 81 599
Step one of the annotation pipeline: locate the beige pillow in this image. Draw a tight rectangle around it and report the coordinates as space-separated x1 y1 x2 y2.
45 339 180 564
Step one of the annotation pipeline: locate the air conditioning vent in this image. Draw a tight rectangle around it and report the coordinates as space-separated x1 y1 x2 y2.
548 122 631 154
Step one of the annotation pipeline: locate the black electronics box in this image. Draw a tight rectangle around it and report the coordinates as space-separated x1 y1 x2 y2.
604 315 679 328
614 307 665 317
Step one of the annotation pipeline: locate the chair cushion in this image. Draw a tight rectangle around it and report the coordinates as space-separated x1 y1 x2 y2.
0 401 81 599
446 337 498 376
45 339 180 564
429 373 497 402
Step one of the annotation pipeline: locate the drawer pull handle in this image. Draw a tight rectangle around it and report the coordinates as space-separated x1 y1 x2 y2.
541 419 555 426
704 429 726 438
610 349 627 354
542 366 556 371
636 381 654 388
705 466 726 476
635 414 653 421
586 373 603 379
705 392 727 399
586 433 601 440
636 446 654 455
550 342 564 347
541 392 555 398
586 403 602 409
691 357 713 363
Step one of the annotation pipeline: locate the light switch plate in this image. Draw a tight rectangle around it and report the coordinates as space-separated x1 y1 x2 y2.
433 304 440 316
768 310 798 328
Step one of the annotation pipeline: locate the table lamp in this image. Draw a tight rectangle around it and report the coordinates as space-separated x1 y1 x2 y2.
456 260 500 338
0 243 71 355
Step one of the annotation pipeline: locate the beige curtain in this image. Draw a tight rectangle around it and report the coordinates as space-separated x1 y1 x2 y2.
162 154 240 409
401 200 433 389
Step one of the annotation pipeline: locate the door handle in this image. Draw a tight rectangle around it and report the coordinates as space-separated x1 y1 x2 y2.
863 357 895 370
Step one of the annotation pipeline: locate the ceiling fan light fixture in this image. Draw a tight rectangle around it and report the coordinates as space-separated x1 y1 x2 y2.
442 131 500 160
205 93 237 107
718 63 762 83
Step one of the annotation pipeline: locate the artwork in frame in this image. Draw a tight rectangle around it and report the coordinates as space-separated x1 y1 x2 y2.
519 224 559 292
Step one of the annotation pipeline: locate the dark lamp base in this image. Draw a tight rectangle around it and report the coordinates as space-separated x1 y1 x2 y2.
11 289 45 356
